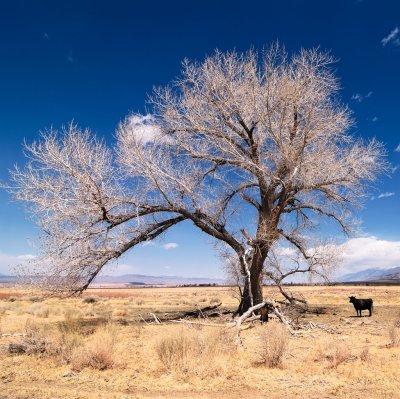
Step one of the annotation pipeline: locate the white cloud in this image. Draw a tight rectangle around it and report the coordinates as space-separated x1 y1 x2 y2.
0 253 36 275
351 91 373 102
391 165 399 174
372 116 378 122
141 241 156 247
163 243 179 250
351 93 363 102
125 114 163 144
377 192 395 199
338 237 400 273
395 144 400 152
101 262 136 276
382 27 400 46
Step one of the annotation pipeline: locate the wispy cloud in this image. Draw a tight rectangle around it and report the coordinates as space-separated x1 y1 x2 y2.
391 165 399 174
0 253 36 275
163 243 179 250
377 192 395 199
141 241 156 247
372 116 378 122
351 93 363 102
351 91 373 102
382 27 400 47
67 51 74 63
395 144 400 152
42 32 49 40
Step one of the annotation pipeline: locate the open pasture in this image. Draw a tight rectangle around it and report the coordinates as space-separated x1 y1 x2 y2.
0 285 399 399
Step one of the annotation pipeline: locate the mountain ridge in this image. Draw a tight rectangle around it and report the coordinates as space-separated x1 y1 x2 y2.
339 266 400 282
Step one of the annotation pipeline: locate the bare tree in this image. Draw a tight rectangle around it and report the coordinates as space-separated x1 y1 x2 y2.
8 45 385 312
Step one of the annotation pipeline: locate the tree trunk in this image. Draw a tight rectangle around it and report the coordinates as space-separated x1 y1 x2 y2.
238 254 265 315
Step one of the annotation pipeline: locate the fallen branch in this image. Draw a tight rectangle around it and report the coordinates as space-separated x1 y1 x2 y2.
149 313 161 324
307 321 342 334
160 303 225 321
230 300 294 344
169 320 228 327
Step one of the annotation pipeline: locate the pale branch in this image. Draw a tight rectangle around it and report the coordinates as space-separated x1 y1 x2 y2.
232 301 294 340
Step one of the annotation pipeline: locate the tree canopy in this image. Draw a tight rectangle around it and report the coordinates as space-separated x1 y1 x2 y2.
9 45 386 311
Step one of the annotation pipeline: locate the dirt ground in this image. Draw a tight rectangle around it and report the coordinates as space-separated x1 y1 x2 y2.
0 285 399 399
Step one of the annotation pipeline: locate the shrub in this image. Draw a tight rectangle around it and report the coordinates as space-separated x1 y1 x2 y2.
359 346 369 361
155 326 236 376
57 311 84 362
83 297 97 304
260 322 289 368
70 324 117 371
27 303 50 318
210 297 221 305
28 296 43 303
389 319 400 347
318 339 351 368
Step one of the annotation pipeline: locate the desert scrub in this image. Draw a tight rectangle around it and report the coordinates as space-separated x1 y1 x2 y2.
26 303 50 318
56 311 84 363
259 322 289 368
316 338 352 368
70 324 118 371
210 297 221 305
359 346 370 361
155 326 237 377
83 297 97 304
388 318 400 347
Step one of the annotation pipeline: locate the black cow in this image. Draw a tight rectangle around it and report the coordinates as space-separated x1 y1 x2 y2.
349 296 373 317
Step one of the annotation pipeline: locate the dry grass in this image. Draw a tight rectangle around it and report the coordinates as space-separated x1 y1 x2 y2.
388 317 400 347
70 324 117 371
1 285 400 398
155 325 236 376
56 311 84 363
259 322 289 368
359 346 370 361
328 341 352 368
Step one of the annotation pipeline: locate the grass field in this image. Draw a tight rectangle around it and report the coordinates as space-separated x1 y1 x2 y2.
1 285 400 399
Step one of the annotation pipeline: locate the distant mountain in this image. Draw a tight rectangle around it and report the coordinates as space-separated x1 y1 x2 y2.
0 274 17 283
93 273 225 286
339 267 400 282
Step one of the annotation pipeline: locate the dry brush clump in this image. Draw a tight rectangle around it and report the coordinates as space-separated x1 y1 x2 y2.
388 317 400 347
315 337 352 369
26 303 50 318
259 322 289 368
155 326 237 377
7 310 118 371
56 311 85 363
69 323 118 371
359 346 370 361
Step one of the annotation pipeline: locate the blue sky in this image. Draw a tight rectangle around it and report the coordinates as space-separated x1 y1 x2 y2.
0 0 399 278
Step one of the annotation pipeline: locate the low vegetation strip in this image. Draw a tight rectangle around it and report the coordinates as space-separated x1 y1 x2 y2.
0 285 399 399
